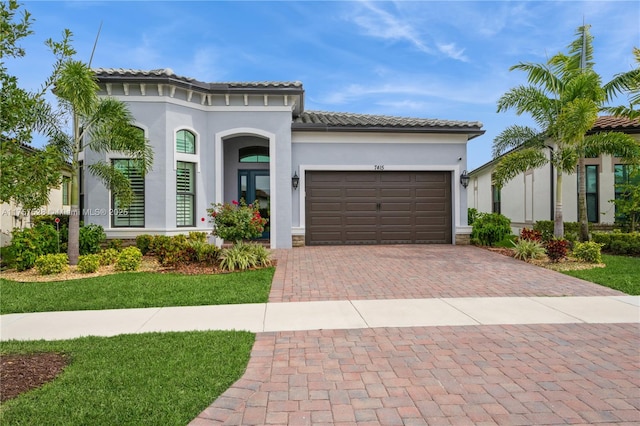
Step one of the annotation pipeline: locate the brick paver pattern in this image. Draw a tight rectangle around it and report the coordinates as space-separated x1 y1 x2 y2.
192 245 637 425
269 245 623 302
193 323 639 425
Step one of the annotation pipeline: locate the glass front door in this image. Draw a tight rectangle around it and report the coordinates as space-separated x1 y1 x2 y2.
239 170 270 239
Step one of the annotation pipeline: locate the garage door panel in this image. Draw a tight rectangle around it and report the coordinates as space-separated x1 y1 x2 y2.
346 188 377 197
380 188 412 197
306 171 451 245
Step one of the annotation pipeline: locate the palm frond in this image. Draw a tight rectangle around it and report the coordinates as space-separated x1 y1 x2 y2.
491 125 543 158
492 148 549 188
87 161 134 207
556 98 599 144
510 62 564 95
55 60 99 117
584 132 640 163
496 86 559 129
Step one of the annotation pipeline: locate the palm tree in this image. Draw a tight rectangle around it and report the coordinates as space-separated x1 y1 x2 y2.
493 25 640 240
51 59 153 264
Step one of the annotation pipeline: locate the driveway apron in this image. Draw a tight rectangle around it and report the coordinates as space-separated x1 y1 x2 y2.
192 246 639 425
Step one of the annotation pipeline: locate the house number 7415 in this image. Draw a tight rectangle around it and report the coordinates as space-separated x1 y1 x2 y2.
374 165 384 170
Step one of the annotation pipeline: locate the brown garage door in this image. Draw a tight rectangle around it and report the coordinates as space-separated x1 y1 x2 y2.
305 171 452 245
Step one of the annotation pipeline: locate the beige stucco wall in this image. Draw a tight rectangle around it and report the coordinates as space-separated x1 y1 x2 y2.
0 180 70 247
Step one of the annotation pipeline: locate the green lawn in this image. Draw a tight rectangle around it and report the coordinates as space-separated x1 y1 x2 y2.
562 254 640 295
0 331 254 425
0 268 274 314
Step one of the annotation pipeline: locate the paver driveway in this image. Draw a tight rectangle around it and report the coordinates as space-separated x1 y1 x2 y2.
192 245 639 425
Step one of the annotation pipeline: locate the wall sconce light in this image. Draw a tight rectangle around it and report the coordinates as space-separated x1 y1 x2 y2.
460 170 470 188
292 171 300 190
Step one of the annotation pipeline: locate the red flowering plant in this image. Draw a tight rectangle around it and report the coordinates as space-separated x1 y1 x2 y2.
207 199 268 244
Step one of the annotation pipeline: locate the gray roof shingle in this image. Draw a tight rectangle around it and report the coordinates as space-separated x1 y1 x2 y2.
293 110 484 134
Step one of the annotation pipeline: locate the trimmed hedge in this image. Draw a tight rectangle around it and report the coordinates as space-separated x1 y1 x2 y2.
592 231 640 256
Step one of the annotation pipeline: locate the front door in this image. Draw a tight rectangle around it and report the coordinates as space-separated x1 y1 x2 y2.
239 170 270 239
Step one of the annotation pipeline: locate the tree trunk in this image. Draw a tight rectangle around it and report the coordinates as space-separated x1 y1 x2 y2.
577 156 590 241
67 112 81 265
554 171 564 238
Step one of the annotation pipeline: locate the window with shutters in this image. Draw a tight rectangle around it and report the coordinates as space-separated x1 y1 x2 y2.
176 161 195 227
62 176 70 206
112 159 145 227
176 130 195 154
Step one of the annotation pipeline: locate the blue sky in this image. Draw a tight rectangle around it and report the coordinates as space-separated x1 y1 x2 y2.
8 1 640 170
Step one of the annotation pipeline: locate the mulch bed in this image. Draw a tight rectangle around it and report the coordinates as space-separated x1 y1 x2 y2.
1 353 69 402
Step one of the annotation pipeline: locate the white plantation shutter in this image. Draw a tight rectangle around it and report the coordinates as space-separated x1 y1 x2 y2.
176 130 195 154
112 159 145 227
176 161 195 226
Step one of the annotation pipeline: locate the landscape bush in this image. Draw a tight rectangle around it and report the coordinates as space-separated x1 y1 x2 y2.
467 208 480 226
136 234 154 255
572 241 604 264
9 224 59 271
34 253 68 275
519 227 542 242
79 224 106 255
188 231 208 243
470 213 512 246
219 242 271 271
511 239 546 261
78 254 101 273
545 238 570 262
116 247 143 271
533 220 584 242
208 199 267 244
99 248 120 266
592 231 640 256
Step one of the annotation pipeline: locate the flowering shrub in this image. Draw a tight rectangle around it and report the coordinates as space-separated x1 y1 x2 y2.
207 199 268 244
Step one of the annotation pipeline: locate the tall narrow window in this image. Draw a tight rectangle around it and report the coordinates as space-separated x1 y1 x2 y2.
176 130 195 154
491 173 501 214
176 161 195 227
112 159 145 227
614 164 640 224
583 165 598 223
62 177 70 206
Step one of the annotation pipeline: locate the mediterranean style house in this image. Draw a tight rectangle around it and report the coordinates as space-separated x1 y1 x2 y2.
82 68 485 248
468 116 640 234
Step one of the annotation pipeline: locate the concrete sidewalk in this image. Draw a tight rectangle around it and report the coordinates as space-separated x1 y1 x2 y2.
2 296 638 341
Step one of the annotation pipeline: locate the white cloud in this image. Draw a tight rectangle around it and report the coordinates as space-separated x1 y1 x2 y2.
436 42 469 62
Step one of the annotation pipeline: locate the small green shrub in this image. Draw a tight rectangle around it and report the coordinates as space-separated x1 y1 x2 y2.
186 241 220 264
136 234 154 255
188 231 208 243
572 241 604 264
99 248 120 266
107 239 123 251
78 254 101 273
116 247 143 271
471 213 511 246
468 208 480 226
512 239 546 261
546 238 570 262
219 242 271 271
79 224 106 255
593 231 640 256
35 253 68 275
247 243 272 267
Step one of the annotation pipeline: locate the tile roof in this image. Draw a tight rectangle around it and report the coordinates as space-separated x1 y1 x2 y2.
293 111 484 132
92 68 303 90
592 116 640 131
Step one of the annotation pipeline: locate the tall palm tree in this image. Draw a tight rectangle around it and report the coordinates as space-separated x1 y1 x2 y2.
493 25 639 240
52 59 153 264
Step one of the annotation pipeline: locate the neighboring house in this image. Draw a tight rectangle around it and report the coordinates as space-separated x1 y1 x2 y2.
0 144 72 246
83 68 485 248
468 116 640 234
